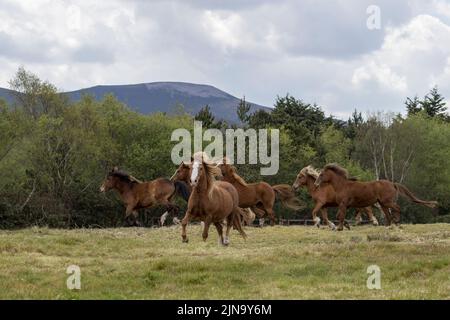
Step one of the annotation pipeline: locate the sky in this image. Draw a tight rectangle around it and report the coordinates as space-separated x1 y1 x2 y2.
1 0 450 119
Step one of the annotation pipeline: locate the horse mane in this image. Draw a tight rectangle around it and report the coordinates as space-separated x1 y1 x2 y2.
216 156 248 186
324 163 350 179
299 165 320 179
192 152 222 180
110 170 142 184
229 166 247 186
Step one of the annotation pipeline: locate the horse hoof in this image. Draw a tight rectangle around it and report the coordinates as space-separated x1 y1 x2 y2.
182 238 189 243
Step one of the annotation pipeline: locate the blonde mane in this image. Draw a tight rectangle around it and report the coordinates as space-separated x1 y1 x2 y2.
299 165 320 179
192 152 222 199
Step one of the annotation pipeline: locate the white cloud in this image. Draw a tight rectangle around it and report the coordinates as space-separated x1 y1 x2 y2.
1 0 450 118
352 15 450 97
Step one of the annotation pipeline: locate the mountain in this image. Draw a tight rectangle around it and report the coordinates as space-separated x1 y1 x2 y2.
64 82 270 123
0 82 270 123
0 87 16 105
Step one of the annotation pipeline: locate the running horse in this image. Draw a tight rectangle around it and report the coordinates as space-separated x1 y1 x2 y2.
180 152 247 245
314 163 438 231
170 161 255 225
292 165 378 230
216 158 302 226
100 167 190 226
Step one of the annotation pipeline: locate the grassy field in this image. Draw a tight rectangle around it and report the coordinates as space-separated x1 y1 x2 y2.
0 223 449 299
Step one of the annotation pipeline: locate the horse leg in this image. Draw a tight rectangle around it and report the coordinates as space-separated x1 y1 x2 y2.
181 210 191 243
311 202 323 228
202 217 212 241
214 222 224 245
336 204 348 231
366 207 379 226
321 208 336 230
223 215 234 246
124 205 135 227
252 206 266 218
132 210 142 227
355 209 363 225
267 208 277 226
386 202 401 225
379 204 392 226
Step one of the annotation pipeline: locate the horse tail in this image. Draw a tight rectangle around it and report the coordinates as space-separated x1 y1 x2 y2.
272 184 303 211
240 207 256 225
394 183 438 208
174 181 191 202
233 208 247 239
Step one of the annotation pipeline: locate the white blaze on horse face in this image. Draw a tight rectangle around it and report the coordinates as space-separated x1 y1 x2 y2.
191 160 200 185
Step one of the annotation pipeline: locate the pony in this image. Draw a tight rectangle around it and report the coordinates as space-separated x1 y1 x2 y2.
180 152 247 245
217 158 302 226
314 163 438 231
292 165 378 230
170 161 255 226
100 167 190 226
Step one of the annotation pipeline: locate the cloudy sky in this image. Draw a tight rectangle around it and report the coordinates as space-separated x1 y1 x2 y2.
1 0 450 118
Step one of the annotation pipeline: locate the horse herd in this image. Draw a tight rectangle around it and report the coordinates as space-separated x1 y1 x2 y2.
100 152 438 245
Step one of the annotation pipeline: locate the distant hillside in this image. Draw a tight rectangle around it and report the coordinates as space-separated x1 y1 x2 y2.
0 82 270 123
0 88 16 105
65 82 270 123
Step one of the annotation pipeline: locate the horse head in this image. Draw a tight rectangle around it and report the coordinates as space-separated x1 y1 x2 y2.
100 167 120 192
293 165 319 190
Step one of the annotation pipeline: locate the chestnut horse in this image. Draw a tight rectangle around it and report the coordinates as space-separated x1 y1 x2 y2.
181 152 246 245
217 159 302 226
170 161 255 225
292 165 378 230
315 163 438 231
100 167 190 226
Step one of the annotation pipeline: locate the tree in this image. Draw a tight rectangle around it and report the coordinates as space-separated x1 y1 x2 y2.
194 105 215 128
344 109 364 140
421 86 447 118
405 87 448 119
237 96 251 124
247 109 272 129
405 95 421 116
8 66 67 119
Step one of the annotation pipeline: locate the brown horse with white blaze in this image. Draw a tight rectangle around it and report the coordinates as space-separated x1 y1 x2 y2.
181 152 247 245
170 161 255 225
315 163 438 231
100 167 190 226
217 159 302 226
292 165 379 230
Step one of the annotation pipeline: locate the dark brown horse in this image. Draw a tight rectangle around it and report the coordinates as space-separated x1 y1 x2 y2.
100 167 190 226
181 152 246 245
217 159 302 226
292 165 379 230
315 163 438 231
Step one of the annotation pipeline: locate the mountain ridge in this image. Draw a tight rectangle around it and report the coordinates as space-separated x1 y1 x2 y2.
0 82 270 123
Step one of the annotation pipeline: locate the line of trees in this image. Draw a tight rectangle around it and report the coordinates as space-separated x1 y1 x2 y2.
1 68 449 228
